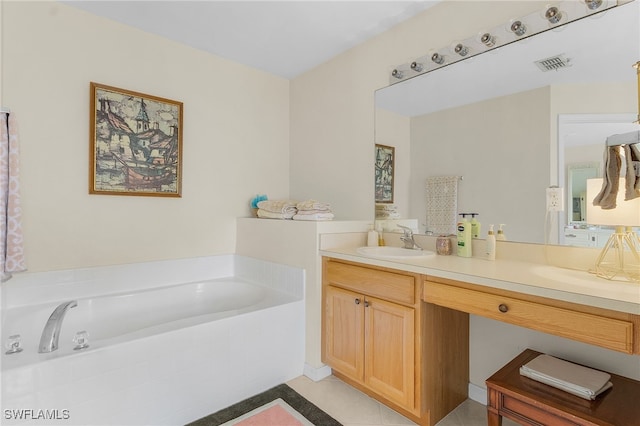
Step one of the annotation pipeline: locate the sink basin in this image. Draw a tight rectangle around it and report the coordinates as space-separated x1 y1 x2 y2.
356 246 435 260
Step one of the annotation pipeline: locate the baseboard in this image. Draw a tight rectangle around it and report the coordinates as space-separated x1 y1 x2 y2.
302 365 486 405
468 383 487 405
303 363 332 382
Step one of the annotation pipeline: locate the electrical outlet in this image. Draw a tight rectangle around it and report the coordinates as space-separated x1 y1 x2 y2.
546 187 563 212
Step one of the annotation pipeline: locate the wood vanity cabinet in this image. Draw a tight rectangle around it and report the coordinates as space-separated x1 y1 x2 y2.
324 285 415 407
322 255 640 424
423 276 640 355
322 258 469 426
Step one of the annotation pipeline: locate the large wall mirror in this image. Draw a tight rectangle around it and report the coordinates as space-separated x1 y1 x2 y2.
375 1 639 245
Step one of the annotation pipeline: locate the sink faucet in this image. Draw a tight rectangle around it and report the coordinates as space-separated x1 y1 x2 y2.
38 300 77 353
398 225 422 250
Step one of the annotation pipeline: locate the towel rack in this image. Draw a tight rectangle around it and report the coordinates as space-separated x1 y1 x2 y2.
606 130 640 147
0 107 10 114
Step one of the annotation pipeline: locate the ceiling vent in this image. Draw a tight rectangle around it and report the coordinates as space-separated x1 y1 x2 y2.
534 54 572 72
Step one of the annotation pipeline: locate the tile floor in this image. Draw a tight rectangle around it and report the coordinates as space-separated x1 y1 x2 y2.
287 375 519 426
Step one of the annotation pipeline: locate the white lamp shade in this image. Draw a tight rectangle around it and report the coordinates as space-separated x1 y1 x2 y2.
586 178 640 227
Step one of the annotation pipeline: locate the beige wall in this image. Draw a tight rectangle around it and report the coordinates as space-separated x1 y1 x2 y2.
410 87 550 243
1 1 290 272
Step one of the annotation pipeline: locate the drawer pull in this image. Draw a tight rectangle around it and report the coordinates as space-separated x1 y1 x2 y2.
498 303 509 313
355 298 361 305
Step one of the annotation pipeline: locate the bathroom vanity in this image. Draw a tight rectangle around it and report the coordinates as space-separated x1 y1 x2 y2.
321 247 640 426
322 258 469 425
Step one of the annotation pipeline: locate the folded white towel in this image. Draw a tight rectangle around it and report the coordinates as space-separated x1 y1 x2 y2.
257 209 295 220
257 200 298 215
297 199 331 211
294 209 332 215
519 354 612 400
293 212 334 221
375 203 398 211
376 211 401 219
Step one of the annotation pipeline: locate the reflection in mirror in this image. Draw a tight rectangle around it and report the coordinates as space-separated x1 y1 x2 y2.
375 1 639 245
558 113 638 247
567 163 599 222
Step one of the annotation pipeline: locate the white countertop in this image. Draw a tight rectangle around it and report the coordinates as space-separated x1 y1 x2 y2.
320 246 640 315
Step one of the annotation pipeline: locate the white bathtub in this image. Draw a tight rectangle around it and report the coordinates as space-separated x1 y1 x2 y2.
1 255 305 425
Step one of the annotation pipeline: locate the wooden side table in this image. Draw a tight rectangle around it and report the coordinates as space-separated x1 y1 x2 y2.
486 349 640 426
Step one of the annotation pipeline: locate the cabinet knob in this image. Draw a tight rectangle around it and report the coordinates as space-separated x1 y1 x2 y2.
364 301 370 308
355 298 361 305
498 303 509 313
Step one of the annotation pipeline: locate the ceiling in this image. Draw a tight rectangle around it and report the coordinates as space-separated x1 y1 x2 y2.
64 0 438 79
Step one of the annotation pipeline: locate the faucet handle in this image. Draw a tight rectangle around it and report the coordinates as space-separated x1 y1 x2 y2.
5 334 23 354
73 330 90 351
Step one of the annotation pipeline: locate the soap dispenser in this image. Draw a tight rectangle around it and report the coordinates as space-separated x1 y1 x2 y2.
376 223 385 246
485 225 496 260
470 213 481 239
496 224 507 241
456 214 472 257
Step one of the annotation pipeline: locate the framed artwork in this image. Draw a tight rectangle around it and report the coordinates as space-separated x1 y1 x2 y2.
375 144 394 203
89 82 183 197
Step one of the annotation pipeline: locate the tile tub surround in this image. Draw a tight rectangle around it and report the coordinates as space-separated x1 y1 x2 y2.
1 255 305 426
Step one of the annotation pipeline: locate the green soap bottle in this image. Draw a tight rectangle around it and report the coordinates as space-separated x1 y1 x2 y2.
470 213 481 239
457 214 472 257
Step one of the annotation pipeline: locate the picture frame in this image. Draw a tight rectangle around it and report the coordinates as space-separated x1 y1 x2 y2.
89 82 183 197
375 144 394 203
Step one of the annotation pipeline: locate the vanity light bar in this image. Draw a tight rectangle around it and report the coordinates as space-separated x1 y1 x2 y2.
389 0 618 84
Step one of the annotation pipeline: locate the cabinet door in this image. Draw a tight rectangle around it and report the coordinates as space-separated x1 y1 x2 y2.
324 286 364 379
364 296 415 409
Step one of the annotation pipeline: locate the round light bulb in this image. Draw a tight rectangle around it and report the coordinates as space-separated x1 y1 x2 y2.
431 52 445 65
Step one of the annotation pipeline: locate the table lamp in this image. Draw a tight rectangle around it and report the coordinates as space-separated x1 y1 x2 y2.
586 178 640 282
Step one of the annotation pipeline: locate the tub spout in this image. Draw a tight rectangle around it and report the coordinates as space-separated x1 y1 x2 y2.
38 300 77 353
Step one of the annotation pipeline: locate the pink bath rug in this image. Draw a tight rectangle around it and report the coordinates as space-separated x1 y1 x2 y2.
187 383 342 426
223 399 311 426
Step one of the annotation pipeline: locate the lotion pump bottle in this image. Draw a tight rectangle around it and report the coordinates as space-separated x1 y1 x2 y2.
486 224 496 260
376 223 385 246
470 213 481 239
456 214 472 257
496 224 507 241
367 224 379 247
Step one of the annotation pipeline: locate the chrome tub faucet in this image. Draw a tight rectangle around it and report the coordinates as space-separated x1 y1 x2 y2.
38 300 78 353
398 225 422 250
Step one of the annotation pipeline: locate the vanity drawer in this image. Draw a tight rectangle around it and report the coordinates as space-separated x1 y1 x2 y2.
423 280 634 354
325 260 415 305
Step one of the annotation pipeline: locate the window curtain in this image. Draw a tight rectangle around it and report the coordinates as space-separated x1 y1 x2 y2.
0 112 26 281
